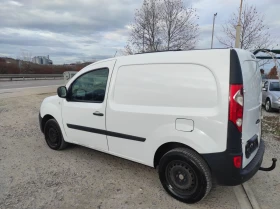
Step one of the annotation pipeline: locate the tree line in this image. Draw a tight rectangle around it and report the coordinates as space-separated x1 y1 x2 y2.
124 0 275 54
0 57 88 74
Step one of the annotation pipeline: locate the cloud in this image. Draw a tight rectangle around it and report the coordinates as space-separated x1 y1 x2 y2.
0 0 140 63
0 0 279 64
7 0 23 7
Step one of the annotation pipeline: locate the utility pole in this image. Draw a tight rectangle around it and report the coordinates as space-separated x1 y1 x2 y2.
211 13 217 48
235 0 243 48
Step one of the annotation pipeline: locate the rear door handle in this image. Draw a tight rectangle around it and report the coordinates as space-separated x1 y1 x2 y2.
93 112 104 116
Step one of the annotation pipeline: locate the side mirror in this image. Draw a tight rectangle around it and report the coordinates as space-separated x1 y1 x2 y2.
57 86 67 98
262 87 267 91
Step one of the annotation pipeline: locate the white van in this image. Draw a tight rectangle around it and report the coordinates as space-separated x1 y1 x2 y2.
39 49 275 203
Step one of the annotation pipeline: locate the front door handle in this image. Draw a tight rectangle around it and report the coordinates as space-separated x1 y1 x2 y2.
93 112 104 116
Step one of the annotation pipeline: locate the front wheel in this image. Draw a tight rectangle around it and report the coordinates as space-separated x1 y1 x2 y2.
158 148 212 204
44 119 68 150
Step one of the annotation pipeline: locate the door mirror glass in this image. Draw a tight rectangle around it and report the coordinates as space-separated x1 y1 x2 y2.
57 86 67 98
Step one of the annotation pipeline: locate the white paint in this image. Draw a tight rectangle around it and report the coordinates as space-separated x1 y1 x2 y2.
61 60 116 151
105 50 230 166
40 49 262 191
175 119 194 132
113 64 217 107
236 49 262 168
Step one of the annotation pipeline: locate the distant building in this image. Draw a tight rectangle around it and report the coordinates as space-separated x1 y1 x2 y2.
32 55 53 65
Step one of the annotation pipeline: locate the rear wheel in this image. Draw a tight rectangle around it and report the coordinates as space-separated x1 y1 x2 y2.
265 99 272 112
158 148 212 204
44 119 67 150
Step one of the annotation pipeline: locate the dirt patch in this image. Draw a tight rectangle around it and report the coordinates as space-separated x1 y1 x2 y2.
262 114 280 139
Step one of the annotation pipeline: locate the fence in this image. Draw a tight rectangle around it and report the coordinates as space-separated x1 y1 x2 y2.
0 74 63 81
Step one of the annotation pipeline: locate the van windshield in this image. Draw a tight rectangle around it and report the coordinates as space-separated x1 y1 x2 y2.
269 82 280 91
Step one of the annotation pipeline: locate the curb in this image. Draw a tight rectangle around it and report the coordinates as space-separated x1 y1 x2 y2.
233 183 261 209
242 182 261 209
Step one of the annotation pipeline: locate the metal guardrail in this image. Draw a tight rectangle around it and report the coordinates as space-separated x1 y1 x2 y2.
0 74 63 81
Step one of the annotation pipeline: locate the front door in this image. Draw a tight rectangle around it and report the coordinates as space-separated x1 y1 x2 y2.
62 60 115 151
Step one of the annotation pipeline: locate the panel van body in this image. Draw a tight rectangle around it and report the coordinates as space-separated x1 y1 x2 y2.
39 49 268 203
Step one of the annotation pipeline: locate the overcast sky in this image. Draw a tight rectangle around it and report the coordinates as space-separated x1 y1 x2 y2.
0 0 279 65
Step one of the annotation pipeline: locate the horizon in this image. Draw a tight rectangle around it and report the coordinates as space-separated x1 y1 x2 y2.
0 0 279 72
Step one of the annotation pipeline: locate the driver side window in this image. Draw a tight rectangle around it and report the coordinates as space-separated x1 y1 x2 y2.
70 68 109 103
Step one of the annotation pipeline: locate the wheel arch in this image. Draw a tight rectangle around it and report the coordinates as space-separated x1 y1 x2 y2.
42 114 55 133
153 142 207 168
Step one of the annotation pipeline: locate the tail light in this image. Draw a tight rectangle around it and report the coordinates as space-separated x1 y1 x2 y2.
229 84 244 132
233 156 242 168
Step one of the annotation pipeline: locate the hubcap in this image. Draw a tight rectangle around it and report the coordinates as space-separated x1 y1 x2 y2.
166 160 197 195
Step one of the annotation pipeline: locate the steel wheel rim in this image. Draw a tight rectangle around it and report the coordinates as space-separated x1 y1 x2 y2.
266 101 270 110
165 160 198 196
47 126 59 147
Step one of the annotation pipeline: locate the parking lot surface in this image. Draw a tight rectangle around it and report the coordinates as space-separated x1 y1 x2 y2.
0 86 279 209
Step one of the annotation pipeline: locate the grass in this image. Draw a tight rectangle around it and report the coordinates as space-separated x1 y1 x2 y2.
262 115 280 138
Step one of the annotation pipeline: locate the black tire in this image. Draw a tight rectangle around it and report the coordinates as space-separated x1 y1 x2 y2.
44 119 67 150
265 99 272 112
158 148 212 204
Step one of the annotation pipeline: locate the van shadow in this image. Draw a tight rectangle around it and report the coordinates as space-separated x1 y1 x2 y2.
61 144 237 207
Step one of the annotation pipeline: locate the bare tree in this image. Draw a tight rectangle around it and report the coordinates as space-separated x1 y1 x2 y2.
122 44 135 55
126 0 199 54
129 0 162 53
218 4 271 50
161 0 199 50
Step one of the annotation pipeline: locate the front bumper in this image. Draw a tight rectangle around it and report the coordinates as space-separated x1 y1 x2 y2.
202 139 265 186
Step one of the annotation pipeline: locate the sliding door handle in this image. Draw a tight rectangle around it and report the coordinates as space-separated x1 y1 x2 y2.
93 112 104 116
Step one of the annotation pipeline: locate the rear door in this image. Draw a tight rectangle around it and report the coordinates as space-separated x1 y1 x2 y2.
239 53 262 168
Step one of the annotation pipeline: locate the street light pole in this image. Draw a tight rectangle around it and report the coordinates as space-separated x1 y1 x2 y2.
211 13 217 49
235 0 243 48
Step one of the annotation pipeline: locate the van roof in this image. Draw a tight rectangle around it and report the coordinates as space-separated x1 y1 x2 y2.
92 48 251 65
85 48 254 71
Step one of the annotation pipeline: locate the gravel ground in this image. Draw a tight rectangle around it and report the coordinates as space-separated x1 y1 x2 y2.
1 90 280 209
248 108 280 209
0 91 240 209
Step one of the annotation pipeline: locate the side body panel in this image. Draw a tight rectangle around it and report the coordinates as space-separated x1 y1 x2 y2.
106 50 231 167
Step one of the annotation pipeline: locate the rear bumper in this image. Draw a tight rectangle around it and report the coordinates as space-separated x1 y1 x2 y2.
202 139 265 186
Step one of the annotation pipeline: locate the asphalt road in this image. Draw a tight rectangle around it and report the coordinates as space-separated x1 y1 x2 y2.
0 79 64 91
